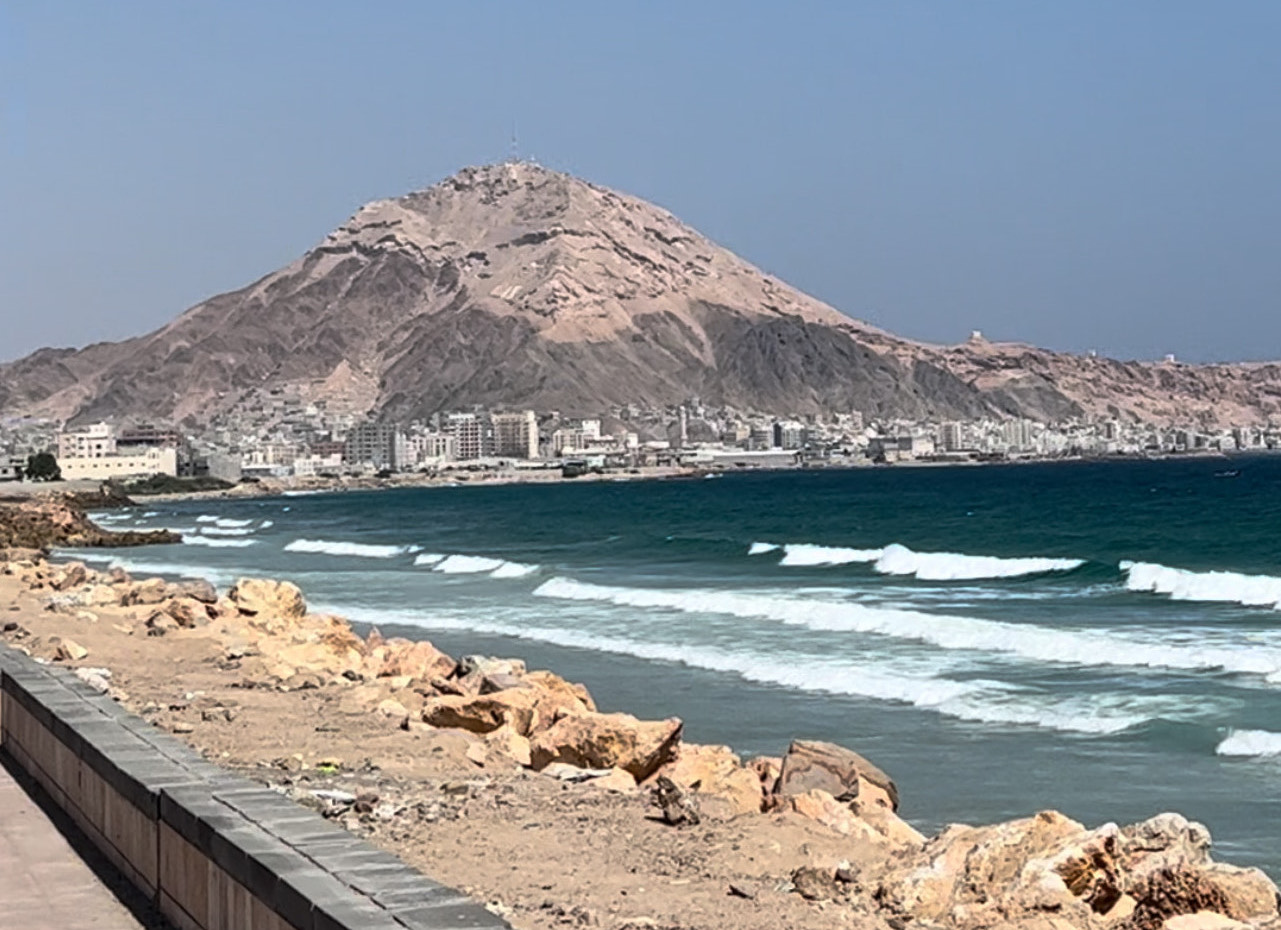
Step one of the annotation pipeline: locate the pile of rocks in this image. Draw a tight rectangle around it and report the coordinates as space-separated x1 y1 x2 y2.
0 497 179 548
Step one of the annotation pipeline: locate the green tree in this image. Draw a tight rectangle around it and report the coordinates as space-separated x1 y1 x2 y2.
25 451 61 481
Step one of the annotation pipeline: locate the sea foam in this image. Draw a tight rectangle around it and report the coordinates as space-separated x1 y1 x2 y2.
199 526 256 537
182 536 257 548
330 603 1151 735
1216 729 1281 757
773 542 1083 579
283 539 408 559
1122 561 1281 610
748 542 780 556
532 577 1281 682
430 555 539 578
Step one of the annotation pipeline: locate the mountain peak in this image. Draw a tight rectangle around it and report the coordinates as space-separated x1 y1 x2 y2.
3 165 1280 428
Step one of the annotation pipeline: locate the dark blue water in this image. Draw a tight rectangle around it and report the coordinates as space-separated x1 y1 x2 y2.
86 456 1281 876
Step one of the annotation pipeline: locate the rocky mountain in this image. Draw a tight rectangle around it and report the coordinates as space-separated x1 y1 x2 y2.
2 162 1279 427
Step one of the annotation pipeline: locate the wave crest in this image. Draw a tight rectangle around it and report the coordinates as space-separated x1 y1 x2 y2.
1217 729 1281 757
283 538 408 559
1122 561 1281 610
771 542 1083 579
182 536 257 548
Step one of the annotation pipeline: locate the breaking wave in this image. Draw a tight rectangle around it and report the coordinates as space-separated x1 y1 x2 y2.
748 542 780 556
283 538 409 559
532 577 1281 682
431 554 539 578
199 526 255 537
413 553 446 567
1216 729 1281 758
334 604 1153 735
182 536 256 548
1122 561 1281 610
771 542 1083 579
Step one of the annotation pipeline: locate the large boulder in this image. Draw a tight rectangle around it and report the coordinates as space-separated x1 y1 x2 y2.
170 578 218 604
529 712 682 781
776 739 899 811
422 686 584 737
229 578 306 621
122 577 173 606
648 743 764 817
378 639 456 681
50 561 89 591
520 670 597 712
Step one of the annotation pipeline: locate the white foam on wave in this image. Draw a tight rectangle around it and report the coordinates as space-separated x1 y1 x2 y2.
142 511 159 518
1216 729 1281 757
199 526 255 537
260 520 274 529
195 515 218 523
183 536 257 548
775 542 1083 579
532 577 1281 682
875 543 1085 580
418 553 540 578
748 542 780 556
780 544 883 566
215 518 253 529
1122 561 1281 610
283 538 408 559
490 561 540 579
331 604 1149 735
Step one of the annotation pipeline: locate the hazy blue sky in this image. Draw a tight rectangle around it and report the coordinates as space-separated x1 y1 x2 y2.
2 2 1278 363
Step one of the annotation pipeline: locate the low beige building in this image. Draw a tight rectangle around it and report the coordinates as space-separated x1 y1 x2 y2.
58 446 178 480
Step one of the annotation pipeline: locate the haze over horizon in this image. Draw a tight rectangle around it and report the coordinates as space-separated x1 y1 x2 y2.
2 1 1278 365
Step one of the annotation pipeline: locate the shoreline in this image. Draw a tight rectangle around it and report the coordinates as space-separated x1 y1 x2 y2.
3 501 1281 929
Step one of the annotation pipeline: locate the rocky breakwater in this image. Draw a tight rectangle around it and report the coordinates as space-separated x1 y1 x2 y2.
3 549 1280 930
0 492 178 548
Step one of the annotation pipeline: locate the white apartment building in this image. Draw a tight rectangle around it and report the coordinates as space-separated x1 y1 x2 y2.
491 410 539 459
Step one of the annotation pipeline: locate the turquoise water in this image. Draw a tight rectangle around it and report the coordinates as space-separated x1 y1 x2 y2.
86 457 1281 876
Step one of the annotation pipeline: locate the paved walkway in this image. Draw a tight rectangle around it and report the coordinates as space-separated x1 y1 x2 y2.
0 760 163 929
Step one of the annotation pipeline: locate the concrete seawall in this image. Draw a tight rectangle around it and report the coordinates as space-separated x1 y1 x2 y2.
0 645 510 930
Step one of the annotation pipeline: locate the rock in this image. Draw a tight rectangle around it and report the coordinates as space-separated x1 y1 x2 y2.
529 712 682 781
379 639 456 681
478 672 532 694
727 882 757 900
146 611 180 636
1127 865 1239 930
1164 913 1251 930
51 561 88 591
1197 864 1279 921
454 655 526 692
465 742 488 767
73 667 111 693
791 866 842 901
164 596 210 628
540 762 618 782
650 774 700 825
229 577 306 620
122 577 172 606
375 698 409 722
787 789 877 840
422 686 585 737
171 721 195 734
85 583 123 606
170 578 217 604
54 638 89 661
776 739 899 811
585 767 637 792
749 755 782 794
650 743 764 818
521 669 597 712
484 723 532 767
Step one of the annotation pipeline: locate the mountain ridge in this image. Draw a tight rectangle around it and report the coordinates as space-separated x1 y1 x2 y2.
3 162 1278 428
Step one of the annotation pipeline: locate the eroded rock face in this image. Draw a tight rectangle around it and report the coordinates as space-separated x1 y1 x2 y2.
529 712 683 781
868 811 1280 930
229 577 307 621
422 686 586 737
648 743 764 818
776 739 900 811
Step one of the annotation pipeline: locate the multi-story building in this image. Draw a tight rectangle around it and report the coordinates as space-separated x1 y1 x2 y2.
58 422 117 460
343 422 403 469
59 446 178 480
772 420 805 450
444 413 493 461
938 421 964 453
491 410 539 459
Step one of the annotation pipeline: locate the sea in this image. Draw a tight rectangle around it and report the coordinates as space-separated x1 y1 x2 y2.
79 457 1281 877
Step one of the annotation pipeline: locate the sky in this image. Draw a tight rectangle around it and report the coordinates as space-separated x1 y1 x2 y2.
1 1 1279 364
